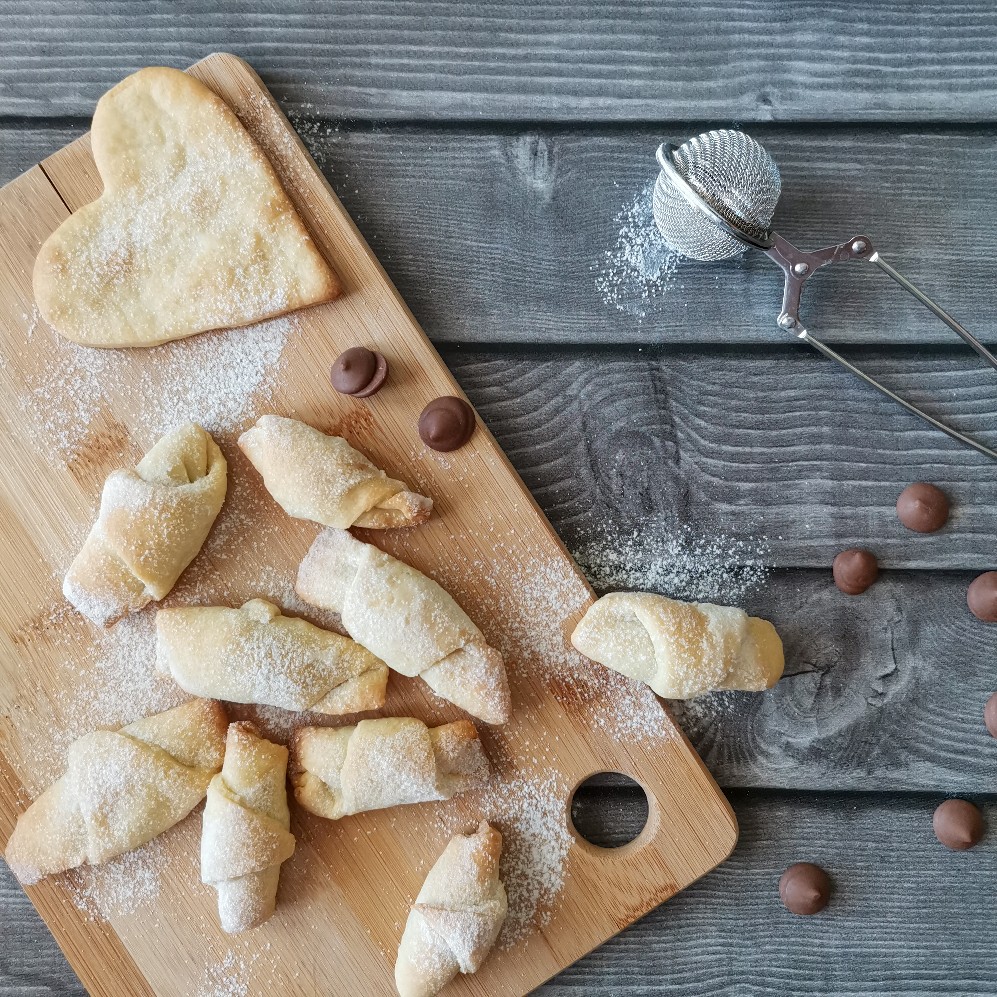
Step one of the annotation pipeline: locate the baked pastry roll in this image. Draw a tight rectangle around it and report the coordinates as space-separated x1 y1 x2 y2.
63 423 227 627
201 722 295 933
4 699 227 884
296 529 510 724
290 717 490 820
156 598 388 715
571 591 784 699
239 415 432 529
395 822 507 997
34 67 339 348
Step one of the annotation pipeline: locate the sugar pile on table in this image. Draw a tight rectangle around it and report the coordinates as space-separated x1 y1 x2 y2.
572 520 771 604
596 181 684 318
197 949 260 997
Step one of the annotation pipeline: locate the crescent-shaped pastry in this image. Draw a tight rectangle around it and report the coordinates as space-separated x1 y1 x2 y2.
156 598 389 715
63 423 227 627
239 415 432 529
295 529 510 724
201 722 295 933
570 591 784 699
290 717 490 820
395 822 507 997
4 699 227 884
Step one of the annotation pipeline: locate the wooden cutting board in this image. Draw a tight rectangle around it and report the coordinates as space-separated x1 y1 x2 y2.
0 53 737 997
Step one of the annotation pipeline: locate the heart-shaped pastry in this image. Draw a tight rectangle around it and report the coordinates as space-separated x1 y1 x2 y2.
34 67 340 348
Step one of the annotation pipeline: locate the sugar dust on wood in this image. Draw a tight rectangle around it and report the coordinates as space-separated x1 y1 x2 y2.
596 181 684 319
19 312 295 463
572 520 772 605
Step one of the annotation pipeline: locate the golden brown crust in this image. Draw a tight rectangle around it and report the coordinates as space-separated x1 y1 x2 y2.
239 416 432 530
5 699 228 884
296 529 510 724
64 423 227 626
570 591 785 699
289 717 490 821
201 721 295 933
156 598 389 715
34 67 340 348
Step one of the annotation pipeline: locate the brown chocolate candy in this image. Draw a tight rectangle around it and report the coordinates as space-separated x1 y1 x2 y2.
968 572 997 623
779 862 831 915
933 799 985 850
418 396 476 452
984 693 997 739
896 482 949 533
330 347 388 398
832 548 879 595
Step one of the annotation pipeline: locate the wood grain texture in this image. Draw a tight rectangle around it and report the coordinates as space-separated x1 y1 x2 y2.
4 2 997 122
293 124 997 347
546 789 997 996
10 121 997 346
6 790 996 997
0 54 736 997
449 347 997 568
676 572 997 793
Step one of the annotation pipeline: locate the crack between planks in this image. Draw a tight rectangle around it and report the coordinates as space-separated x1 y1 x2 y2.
36 161 71 213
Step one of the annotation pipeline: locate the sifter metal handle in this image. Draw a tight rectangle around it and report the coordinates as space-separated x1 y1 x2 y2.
795 328 997 462
868 253 997 372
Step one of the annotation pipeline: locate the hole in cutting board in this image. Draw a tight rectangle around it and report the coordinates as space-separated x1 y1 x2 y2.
569 773 649 849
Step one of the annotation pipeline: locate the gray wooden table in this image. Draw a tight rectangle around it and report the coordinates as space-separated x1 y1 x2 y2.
3 3 997 994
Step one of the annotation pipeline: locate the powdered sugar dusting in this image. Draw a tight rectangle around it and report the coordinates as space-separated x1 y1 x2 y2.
572 520 772 605
596 181 684 318
466 543 675 744
20 315 295 463
440 772 573 946
25 612 186 793
197 949 258 997
67 833 178 919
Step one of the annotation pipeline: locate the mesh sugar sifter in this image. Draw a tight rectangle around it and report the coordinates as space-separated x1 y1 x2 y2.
652 129 997 461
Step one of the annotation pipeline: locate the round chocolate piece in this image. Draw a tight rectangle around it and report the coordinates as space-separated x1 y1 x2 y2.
896 482 949 533
779 862 831 915
968 571 997 623
985 693 997 739
933 799 985 851
832 548 879 595
418 396 476 452
330 347 388 398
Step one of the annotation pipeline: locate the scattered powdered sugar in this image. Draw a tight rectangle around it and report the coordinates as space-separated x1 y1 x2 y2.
197 950 259 997
67 833 175 919
462 543 675 744
26 612 186 793
287 113 342 173
572 520 771 605
440 773 573 946
595 181 684 318
20 314 295 462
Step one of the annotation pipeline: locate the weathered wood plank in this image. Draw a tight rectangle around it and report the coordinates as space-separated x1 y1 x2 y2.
4 2 997 123
6 121 997 347
0 124 84 184
450 348 997 569
562 570 997 793
0 863 82 995
679 572 997 792
5 791 995 996
10 120 996 347
304 124 997 347
548 790 997 996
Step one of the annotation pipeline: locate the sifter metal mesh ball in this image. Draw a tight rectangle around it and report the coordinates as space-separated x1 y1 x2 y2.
652 129 781 261
649 129 997 461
